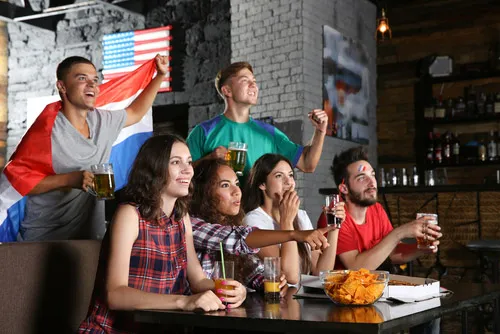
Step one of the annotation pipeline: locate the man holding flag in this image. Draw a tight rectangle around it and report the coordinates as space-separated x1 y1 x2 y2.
0 54 168 242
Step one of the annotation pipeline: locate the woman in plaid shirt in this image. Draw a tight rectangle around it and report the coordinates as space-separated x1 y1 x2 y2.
190 159 335 292
79 135 240 333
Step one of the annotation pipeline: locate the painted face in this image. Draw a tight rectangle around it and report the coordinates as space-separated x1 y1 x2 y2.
260 160 295 203
224 68 258 106
164 142 193 199
345 160 377 207
57 63 99 110
214 165 242 216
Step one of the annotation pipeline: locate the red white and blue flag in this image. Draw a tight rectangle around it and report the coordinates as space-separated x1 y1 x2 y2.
0 58 159 242
102 26 172 92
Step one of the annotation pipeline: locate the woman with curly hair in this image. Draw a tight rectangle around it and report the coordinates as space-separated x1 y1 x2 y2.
243 154 345 282
79 135 238 333
190 158 334 291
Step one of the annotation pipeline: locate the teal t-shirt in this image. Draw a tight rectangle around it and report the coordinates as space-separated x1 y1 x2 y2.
187 114 303 177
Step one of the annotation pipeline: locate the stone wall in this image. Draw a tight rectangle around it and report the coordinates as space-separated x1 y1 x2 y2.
6 4 144 158
0 22 7 167
145 0 231 132
230 0 377 222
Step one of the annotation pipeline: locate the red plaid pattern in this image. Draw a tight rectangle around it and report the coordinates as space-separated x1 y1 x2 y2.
78 207 188 333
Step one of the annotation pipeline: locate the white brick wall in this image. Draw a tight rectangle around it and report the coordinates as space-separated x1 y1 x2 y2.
232 0 377 224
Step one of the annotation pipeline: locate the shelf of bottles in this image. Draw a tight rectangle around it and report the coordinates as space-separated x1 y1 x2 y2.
423 84 500 170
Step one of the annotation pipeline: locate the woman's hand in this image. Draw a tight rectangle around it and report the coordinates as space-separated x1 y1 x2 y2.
279 274 288 297
181 290 225 312
216 279 247 309
278 190 300 227
293 227 335 250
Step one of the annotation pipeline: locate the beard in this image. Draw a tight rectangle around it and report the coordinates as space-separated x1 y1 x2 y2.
349 187 378 207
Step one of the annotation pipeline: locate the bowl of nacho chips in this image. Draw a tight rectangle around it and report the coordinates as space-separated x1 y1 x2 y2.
320 269 389 306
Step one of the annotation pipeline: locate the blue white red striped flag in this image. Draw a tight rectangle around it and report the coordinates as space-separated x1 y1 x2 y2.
102 26 172 92
0 58 158 242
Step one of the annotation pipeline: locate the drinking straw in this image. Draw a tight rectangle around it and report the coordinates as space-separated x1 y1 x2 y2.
219 242 226 279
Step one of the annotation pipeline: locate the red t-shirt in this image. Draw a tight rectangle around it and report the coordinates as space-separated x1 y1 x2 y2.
317 203 393 269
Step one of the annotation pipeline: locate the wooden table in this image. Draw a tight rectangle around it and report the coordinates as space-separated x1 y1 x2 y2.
134 283 500 334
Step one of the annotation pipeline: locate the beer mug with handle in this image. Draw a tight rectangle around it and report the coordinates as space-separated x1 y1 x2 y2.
226 142 247 176
90 163 115 200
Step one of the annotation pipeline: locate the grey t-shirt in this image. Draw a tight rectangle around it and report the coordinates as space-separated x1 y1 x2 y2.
19 108 127 241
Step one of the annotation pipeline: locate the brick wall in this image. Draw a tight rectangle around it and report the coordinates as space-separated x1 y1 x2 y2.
230 0 377 222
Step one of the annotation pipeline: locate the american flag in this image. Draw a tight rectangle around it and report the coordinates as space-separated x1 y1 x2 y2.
102 26 173 92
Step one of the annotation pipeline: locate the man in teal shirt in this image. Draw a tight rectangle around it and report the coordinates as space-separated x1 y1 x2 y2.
187 61 328 176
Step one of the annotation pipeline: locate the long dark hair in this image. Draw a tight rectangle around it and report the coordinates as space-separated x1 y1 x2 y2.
191 158 256 286
243 153 312 274
121 134 192 225
191 159 244 226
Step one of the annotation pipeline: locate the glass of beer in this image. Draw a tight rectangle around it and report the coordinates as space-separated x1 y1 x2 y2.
324 194 342 228
212 261 235 302
90 163 115 200
264 257 281 303
416 213 438 250
226 142 247 176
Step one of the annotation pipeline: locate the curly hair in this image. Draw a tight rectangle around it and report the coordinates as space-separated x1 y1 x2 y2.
243 153 312 274
121 134 192 225
191 159 244 226
331 146 369 187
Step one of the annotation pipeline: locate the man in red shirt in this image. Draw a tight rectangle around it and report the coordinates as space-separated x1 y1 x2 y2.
318 147 442 270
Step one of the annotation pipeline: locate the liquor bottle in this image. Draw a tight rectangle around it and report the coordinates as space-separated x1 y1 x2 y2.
434 132 443 165
401 168 408 186
446 98 455 119
455 97 466 119
452 132 461 165
488 130 498 161
465 86 477 118
486 93 495 114
443 132 452 164
379 168 386 187
412 166 419 186
478 136 487 162
426 132 434 166
434 97 446 119
495 93 500 114
391 168 398 186
477 92 486 116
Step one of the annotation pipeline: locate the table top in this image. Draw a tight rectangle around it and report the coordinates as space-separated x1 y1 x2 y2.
467 240 500 251
134 283 500 334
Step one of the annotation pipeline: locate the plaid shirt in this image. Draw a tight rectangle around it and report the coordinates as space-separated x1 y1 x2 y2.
191 217 265 290
79 207 188 334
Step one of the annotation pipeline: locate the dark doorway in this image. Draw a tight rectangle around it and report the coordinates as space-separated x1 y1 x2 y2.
153 103 189 139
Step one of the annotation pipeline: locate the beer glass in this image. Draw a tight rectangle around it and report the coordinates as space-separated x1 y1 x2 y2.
324 194 342 228
264 257 280 303
416 213 438 250
212 261 235 301
90 163 115 200
226 142 247 176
